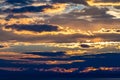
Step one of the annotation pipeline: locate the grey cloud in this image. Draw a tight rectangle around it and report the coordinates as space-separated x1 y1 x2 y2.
95 33 120 42
6 14 29 19
52 0 88 5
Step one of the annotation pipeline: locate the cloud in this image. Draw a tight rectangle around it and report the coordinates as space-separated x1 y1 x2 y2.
0 67 27 72
43 3 67 14
1 26 120 43
1 42 120 56
6 14 29 19
86 0 120 6
4 5 51 13
25 52 65 57
13 59 84 65
0 18 38 25
0 44 9 49
3 3 67 15
93 28 120 41
0 52 42 60
35 67 78 73
92 0 120 3
80 44 91 48
52 0 88 5
4 24 61 33
6 0 34 5
0 26 90 42
63 7 113 21
78 7 113 20
0 45 5 48
106 7 120 19
0 51 84 65
80 67 120 73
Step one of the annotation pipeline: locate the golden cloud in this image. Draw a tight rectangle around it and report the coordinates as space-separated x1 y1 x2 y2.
0 52 43 60
87 0 120 6
43 3 67 14
1 42 120 56
80 66 120 73
0 18 37 26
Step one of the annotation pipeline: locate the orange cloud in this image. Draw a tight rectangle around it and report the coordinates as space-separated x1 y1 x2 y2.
43 3 67 14
0 18 38 26
0 52 43 60
80 66 120 73
87 0 120 6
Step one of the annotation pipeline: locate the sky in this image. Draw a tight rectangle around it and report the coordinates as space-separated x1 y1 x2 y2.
0 0 120 54
0 0 120 78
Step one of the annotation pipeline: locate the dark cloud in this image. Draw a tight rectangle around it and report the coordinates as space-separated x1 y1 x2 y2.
25 52 65 57
0 45 5 48
6 0 34 5
6 14 28 19
5 24 60 32
80 44 91 48
52 0 88 5
4 5 52 13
